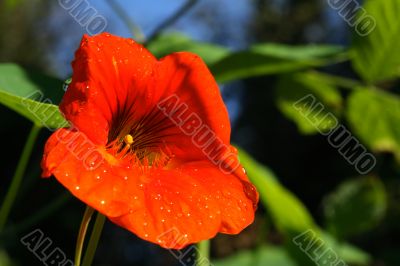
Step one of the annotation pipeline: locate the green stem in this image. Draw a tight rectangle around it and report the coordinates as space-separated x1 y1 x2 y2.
81 212 106 266
105 0 146 43
75 206 95 266
196 240 210 266
0 124 41 231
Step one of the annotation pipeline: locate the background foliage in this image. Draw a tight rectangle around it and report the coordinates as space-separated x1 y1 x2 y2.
0 0 399 265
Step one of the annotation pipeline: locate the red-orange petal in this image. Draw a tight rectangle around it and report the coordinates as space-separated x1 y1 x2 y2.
42 128 142 217
110 160 257 249
148 52 231 163
60 33 157 145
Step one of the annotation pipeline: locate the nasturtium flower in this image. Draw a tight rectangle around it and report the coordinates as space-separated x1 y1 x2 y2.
41 33 258 249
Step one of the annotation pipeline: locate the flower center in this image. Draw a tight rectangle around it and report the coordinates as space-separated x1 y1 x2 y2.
106 107 174 168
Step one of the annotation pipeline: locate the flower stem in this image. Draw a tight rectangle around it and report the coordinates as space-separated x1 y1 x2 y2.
81 212 106 266
0 124 41 231
196 240 210 266
75 206 95 266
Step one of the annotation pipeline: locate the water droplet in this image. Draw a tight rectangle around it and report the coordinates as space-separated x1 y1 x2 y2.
100 200 105 205
96 175 101 180
143 222 148 226
65 173 69 177
124 176 128 180
144 234 149 238
161 219 165 223
75 186 80 190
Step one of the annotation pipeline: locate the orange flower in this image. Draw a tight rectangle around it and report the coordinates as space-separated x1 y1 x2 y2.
41 33 258 249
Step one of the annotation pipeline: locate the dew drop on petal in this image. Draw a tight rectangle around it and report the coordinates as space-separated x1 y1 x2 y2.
75 186 80 190
100 200 105 205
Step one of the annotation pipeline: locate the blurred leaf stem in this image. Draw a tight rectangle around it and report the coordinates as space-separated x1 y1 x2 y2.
146 0 198 44
105 0 146 43
0 123 41 231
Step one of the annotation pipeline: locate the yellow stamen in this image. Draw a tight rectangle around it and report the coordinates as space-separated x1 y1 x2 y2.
124 134 134 148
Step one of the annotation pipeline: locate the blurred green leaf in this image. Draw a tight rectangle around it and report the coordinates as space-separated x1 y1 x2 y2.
347 89 400 161
213 246 297 266
317 232 371 265
238 148 316 234
351 0 400 83
237 148 372 265
324 177 387 239
276 72 342 135
252 44 344 60
0 63 67 128
146 33 230 65
0 249 14 266
211 44 346 83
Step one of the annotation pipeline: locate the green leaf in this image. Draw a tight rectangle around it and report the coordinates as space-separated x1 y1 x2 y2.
351 0 400 83
324 177 387 239
210 44 346 83
0 249 14 266
146 33 230 65
252 44 344 60
276 72 342 135
320 232 371 265
213 246 297 266
237 148 372 265
237 148 316 234
0 63 67 128
347 89 400 161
